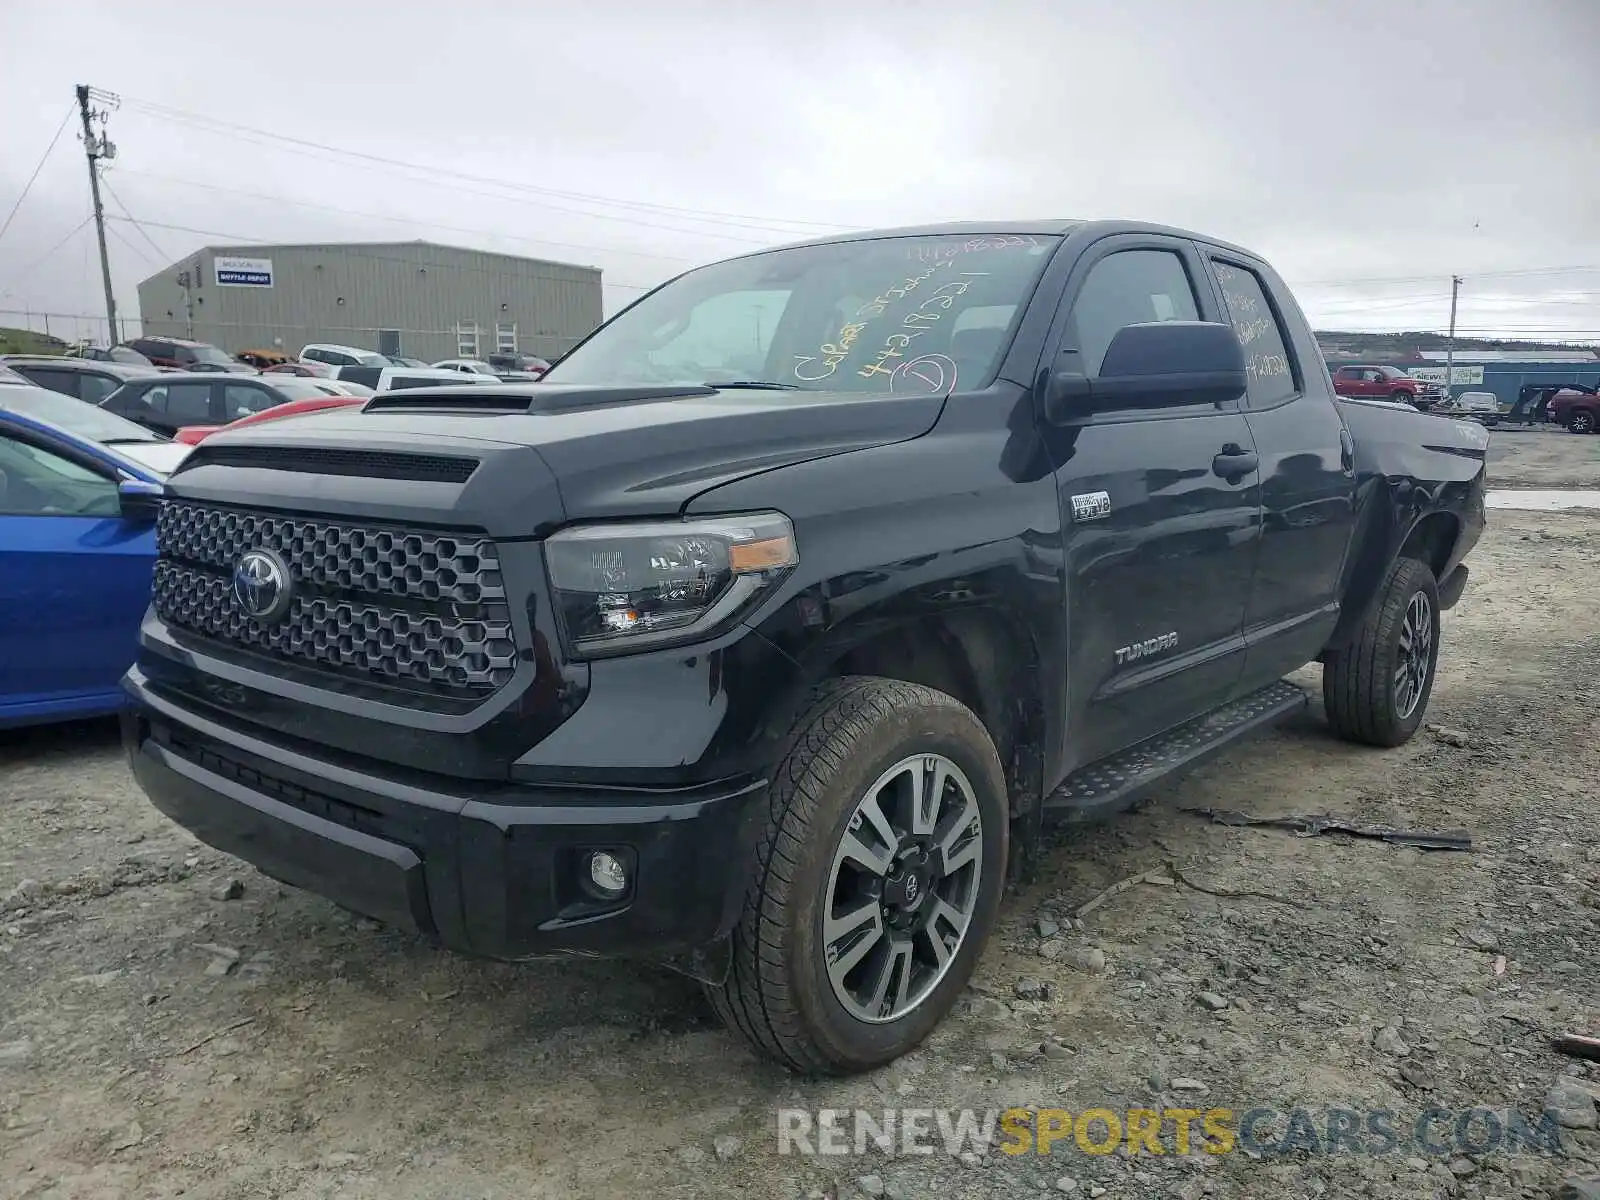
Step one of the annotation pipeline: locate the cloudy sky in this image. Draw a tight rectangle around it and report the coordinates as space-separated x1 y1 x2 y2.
1 0 1595 348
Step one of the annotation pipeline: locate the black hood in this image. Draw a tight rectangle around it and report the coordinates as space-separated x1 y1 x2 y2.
174 383 946 536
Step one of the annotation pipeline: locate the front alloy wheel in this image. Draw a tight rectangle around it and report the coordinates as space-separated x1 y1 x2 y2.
705 677 1008 1075
823 754 984 1024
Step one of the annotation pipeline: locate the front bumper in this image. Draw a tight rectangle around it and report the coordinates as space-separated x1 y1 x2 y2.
121 667 767 959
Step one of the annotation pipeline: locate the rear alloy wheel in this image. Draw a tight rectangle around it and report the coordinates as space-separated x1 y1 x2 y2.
1322 556 1441 747
706 677 1008 1075
1568 409 1597 435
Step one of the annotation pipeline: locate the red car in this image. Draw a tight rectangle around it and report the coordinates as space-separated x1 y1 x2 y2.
175 395 365 445
263 361 336 378
1328 364 1446 408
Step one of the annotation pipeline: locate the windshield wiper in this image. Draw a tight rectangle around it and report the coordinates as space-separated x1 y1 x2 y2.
101 436 158 445
703 380 805 391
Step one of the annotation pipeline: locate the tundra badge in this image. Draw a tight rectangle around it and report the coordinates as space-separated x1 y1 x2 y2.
1070 490 1112 522
1115 632 1179 665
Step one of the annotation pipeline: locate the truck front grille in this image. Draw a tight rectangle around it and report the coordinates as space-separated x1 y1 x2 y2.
153 502 520 696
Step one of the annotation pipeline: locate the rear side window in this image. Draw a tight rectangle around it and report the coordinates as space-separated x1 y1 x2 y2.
17 367 78 398
1211 260 1298 408
79 373 121 404
155 382 214 421
225 384 277 418
1068 249 1201 374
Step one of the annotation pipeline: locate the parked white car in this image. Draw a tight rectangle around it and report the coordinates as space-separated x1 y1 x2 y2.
301 343 391 369
430 359 499 375
1439 391 1502 423
335 365 501 392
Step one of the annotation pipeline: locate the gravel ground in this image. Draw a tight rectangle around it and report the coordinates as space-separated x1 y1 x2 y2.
2 432 1597 1200
1487 423 1600 489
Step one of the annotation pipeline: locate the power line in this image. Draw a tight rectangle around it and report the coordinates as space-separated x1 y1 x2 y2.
0 104 76 247
104 215 660 292
0 216 94 298
120 99 837 246
103 219 163 268
112 168 701 267
121 97 853 233
1292 265 1600 289
99 175 172 264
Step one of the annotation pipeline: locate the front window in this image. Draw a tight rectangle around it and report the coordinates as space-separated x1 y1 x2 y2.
0 434 119 516
544 233 1062 393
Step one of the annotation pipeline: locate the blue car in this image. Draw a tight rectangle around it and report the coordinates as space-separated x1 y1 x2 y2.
0 407 168 728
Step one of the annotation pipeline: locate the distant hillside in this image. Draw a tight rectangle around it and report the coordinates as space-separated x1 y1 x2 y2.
0 327 70 356
1315 330 1597 363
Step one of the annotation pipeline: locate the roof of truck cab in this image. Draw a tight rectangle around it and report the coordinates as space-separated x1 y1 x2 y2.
732 219 1272 264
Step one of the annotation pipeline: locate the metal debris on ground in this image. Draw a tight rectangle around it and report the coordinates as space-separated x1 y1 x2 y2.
1552 1033 1600 1063
1180 807 1473 851
1072 868 1177 919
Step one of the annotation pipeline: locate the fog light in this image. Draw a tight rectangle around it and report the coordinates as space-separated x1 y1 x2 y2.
587 851 628 898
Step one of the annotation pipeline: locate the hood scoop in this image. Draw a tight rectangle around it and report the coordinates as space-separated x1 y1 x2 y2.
362 383 718 416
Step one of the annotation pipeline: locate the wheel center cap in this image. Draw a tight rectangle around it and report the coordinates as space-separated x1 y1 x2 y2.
883 848 933 912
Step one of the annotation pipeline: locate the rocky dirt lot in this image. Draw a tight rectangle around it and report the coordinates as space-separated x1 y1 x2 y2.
2 431 1597 1200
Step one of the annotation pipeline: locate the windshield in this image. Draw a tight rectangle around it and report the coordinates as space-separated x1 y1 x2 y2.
543 233 1061 393
190 343 235 365
356 352 389 367
0 384 162 443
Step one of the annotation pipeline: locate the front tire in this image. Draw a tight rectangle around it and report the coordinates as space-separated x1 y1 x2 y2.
1322 557 1441 747
706 677 1008 1074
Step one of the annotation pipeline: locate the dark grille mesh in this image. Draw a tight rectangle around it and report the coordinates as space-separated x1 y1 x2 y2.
153 501 518 695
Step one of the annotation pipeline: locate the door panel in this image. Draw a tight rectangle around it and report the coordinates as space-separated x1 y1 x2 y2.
1039 237 1263 770
0 433 156 719
1201 254 1358 684
0 516 155 714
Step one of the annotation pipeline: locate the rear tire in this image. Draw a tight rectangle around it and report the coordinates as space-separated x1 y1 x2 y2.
705 677 1008 1075
1568 408 1597 434
1322 557 1440 747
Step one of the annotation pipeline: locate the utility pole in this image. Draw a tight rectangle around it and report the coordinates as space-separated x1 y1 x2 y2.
1443 274 1462 405
75 84 120 346
176 270 195 338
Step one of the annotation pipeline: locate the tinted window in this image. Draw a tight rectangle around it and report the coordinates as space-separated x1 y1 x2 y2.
1068 249 1201 374
1212 260 1298 408
16 367 79 398
154 382 214 422
79 373 121 404
0 434 118 517
224 384 277 418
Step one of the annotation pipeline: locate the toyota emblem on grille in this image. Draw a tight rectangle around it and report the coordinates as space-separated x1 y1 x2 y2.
232 549 292 622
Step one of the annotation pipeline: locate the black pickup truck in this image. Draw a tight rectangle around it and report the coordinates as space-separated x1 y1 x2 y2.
121 220 1487 1075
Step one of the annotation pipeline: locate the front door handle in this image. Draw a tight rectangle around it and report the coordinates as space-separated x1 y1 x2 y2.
1339 427 1355 475
1212 444 1258 481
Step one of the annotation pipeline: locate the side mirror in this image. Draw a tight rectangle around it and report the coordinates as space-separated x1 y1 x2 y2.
118 477 164 523
1044 321 1247 423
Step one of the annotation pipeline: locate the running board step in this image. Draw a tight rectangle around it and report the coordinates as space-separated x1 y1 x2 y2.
1043 680 1308 821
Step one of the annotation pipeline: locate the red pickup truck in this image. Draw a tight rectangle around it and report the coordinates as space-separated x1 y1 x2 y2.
1548 385 1599 434
1328 364 1446 409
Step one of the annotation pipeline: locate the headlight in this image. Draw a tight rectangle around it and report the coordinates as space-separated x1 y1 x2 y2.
544 512 798 657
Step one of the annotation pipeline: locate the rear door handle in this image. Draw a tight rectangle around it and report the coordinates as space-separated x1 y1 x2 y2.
1212 444 1258 481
